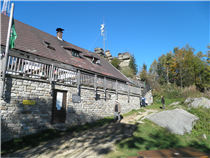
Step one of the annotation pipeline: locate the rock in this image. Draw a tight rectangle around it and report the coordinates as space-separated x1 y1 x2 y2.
144 90 153 106
137 121 144 124
146 109 199 135
105 50 112 57
169 101 181 106
122 52 131 60
184 97 197 104
105 50 113 62
188 97 210 109
118 53 123 61
203 134 207 140
94 47 105 55
119 59 130 67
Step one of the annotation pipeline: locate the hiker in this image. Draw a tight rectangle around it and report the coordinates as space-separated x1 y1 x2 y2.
161 96 165 109
114 100 121 123
140 97 146 108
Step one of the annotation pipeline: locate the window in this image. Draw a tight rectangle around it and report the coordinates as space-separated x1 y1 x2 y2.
44 41 56 50
92 58 100 64
63 47 81 58
72 49 80 58
84 54 100 65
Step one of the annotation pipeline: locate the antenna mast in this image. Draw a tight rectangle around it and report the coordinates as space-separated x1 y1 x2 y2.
100 15 107 53
1 0 10 15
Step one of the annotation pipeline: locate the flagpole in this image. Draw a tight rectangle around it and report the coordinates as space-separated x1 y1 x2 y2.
0 3 15 98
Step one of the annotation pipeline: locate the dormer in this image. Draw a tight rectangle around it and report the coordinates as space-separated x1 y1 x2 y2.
63 47 82 58
44 41 56 50
84 53 100 65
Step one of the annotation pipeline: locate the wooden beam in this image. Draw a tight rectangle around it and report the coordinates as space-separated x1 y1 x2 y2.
116 80 118 100
77 70 81 95
127 83 130 103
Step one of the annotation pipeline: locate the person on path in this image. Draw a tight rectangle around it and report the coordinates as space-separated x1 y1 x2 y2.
161 96 165 109
114 100 121 123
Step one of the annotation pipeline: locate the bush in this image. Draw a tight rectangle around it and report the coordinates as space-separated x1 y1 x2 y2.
111 57 120 69
161 84 182 99
120 67 135 78
188 107 210 136
181 85 201 99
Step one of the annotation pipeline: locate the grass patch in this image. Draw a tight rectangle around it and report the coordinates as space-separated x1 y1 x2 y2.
122 109 145 117
187 107 210 136
146 97 184 111
106 118 210 158
106 100 210 157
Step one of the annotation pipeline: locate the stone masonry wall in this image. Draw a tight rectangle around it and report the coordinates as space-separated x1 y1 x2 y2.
1 76 140 142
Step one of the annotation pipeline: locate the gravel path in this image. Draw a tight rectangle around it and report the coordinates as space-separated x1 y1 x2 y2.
3 109 159 158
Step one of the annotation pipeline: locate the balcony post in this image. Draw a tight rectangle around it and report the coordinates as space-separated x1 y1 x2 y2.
77 70 81 95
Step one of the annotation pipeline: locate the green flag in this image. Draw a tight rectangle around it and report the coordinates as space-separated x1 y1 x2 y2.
9 18 17 50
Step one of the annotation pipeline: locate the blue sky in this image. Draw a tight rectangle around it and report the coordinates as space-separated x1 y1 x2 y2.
2 1 210 72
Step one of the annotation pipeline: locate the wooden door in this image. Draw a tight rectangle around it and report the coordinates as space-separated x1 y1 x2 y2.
51 90 67 124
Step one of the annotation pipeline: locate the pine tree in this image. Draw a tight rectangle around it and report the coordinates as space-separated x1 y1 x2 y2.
129 54 138 75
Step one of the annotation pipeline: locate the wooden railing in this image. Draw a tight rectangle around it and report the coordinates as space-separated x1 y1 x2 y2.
6 56 51 79
6 55 142 95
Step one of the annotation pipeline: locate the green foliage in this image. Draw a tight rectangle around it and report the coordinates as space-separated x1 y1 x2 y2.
149 59 158 74
120 67 135 78
129 54 138 75
181 85 201 99
139 69 148 82
152 44 210 91
188 107 210 135
110 57 120 69
143 62 147 71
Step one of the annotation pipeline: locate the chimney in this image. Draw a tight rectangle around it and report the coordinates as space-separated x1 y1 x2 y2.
56 28 64 41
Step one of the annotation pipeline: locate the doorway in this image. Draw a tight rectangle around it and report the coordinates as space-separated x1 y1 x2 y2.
51 89 67 124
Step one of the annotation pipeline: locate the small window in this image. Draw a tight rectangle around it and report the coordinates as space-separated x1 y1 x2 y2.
92 58 97 64
84 54 100 65
72 50 80 58
92 58 100 64
44 41 56 51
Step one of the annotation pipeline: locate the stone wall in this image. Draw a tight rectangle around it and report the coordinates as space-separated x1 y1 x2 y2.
1 76 140 142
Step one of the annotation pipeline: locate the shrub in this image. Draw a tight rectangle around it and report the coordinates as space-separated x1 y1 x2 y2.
181 85 201 99
188 107 210 136
120 67 135 78
161 84 182 99
111 57 120 69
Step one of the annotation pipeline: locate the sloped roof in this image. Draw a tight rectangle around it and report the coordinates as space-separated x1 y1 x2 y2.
1 14 129 82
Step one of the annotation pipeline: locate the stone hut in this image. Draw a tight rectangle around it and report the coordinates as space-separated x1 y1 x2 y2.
0 14 143 142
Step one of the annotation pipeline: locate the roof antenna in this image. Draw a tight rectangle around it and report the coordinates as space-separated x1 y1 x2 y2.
100 15 107 53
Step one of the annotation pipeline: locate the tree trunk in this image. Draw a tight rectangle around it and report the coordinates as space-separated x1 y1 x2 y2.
180 68 182 91
167 66 169 84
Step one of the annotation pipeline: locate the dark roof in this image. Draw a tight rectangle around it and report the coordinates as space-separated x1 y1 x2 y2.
1 14 129 82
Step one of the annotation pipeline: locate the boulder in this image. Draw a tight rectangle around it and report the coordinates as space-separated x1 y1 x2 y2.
146 109 199 135
144 90 153 106
169 101 181 106
105 50 113 62
184 97 197 104
122 52 131 60
105 50 112 57
118 53 123 60
188 97 210 109
119 59 130 67
94 47 105 55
